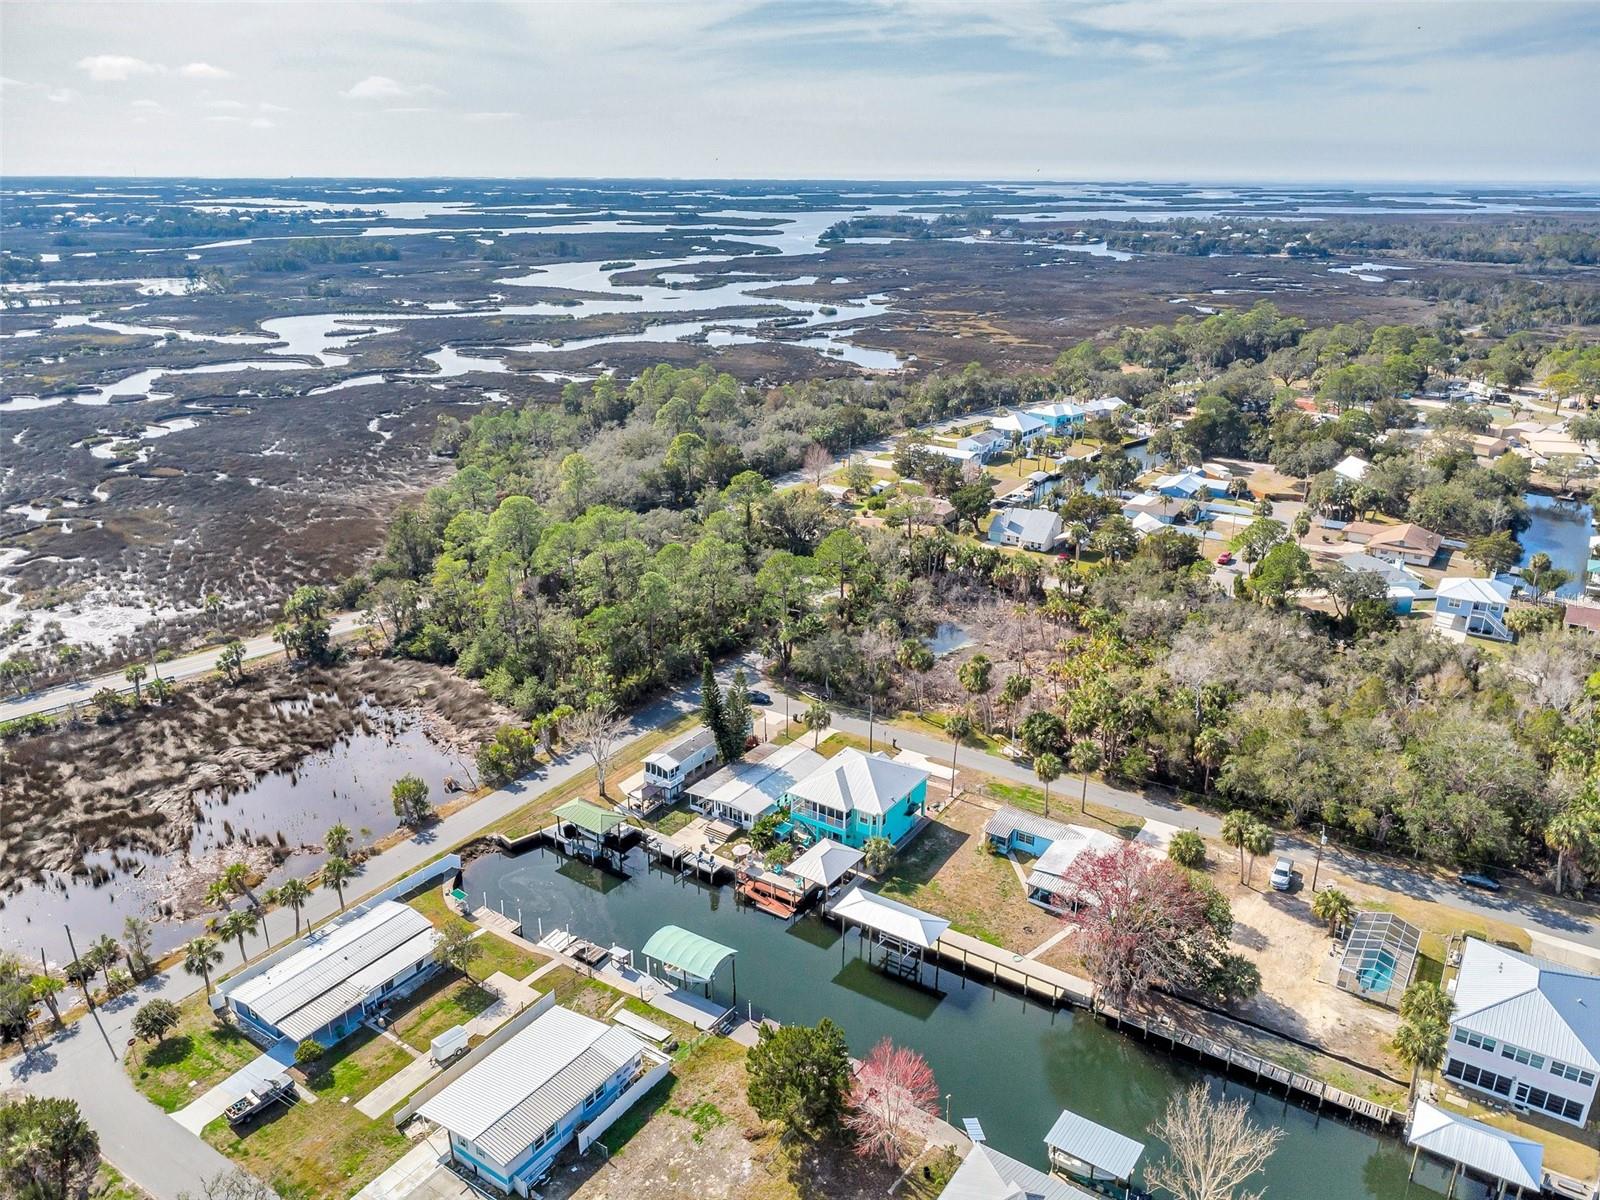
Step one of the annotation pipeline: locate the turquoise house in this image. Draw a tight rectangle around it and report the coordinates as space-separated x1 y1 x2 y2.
784 750 930 850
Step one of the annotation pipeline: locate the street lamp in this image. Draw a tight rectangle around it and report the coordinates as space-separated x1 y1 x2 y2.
1312 824 1327 892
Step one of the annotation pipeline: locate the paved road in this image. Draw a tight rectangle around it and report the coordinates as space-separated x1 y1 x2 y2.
0 612 368 724
4 664 717 1200
825 706 1600 952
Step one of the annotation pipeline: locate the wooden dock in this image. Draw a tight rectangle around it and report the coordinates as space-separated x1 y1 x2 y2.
930 929 1095 1008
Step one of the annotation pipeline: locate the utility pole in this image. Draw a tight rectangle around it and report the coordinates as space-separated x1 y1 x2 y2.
1312 824 1327 892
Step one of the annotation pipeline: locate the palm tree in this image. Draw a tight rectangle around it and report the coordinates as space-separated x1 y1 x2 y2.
1220 809 1253 883
87 935 121 990
1193 727 1228 793
1033 751 1062 819
1242 821 1275 887
1544 806 1595 897
1394 1015 1449 1108
1311 887 1354 935
945 712 974 799
324 823 353 859
803 701 832 748
221 861 260 909
1399 981 1453 1027
323 855 355 910
122 916 153 979
214 910 258 965
182 935 224 996
204 878 234 912
862 836 894 875
123 663 146 703
1069 739 1100 813
272 877 312 935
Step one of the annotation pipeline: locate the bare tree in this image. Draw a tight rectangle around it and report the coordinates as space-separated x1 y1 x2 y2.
843 1038 940 1167
179 1169 277 1200
803 442 833 486
1145 1085 1284 1200
571 698 626 797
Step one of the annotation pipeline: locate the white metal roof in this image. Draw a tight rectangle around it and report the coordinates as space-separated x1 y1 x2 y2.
991 411 1050 435
1026 402 1085 422
1028 825 1124 882
786 749 929 817
787 838 864 889
1408 1101 1543 1190
1452 939 1600 1070
688 742 824 818
983 807 1077 845
987 507 1061 546
1333 454 1372 480
832 886 949 949
1437 576 1513 605
1043 1110 1144 1179
418 1006 644 1163
644 726 717 772
937 1144 1096 1200
278 925 440 1041
230 901 436 1034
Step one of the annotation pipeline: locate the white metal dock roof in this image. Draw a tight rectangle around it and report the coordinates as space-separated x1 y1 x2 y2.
418 1006 644 1164
832 886 949 949
1408 1101 1542 1191
937 1143 1096 1200
788 838 863 889
229 901 437 1037
1043 1109 1144 1180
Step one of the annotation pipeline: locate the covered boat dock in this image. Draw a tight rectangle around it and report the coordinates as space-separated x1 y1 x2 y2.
832 886 950 985
1407 1101 1543 1198
1044 1108 1146 1193
641 924 738 1004
546 798 634 872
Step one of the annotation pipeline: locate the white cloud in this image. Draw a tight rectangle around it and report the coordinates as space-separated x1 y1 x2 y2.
341 74 442 101
76 54 162 82
206 98 248 110
131 98 164 110
205 114 244 124
46 87 78 104
178 62 233 79
249 117 275 129
258 101 289 113
463 111 518 122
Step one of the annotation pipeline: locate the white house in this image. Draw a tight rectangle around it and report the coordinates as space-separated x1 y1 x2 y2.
639 727 718 802
1333 454 1372 482
418 1006 653 1195
946 430 1009 464
1433 576 1514 642
987 507 1063 552
1337 552 1432 613
1443 939 1599 1126
990 410 1051 447
686 740 825 829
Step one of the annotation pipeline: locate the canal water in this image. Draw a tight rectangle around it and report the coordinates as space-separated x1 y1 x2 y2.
463 846 1460 1199
1519 492 1592 597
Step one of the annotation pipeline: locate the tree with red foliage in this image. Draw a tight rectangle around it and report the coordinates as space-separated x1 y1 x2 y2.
844 1037 940 1167
1049 841 1237 1010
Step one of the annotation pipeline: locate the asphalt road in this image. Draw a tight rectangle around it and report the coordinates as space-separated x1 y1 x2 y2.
0 612 368 724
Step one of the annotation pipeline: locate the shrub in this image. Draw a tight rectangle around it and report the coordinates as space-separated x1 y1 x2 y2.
1167 830 1207 869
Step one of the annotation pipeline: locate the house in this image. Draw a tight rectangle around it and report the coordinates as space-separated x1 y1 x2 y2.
987 507 1063 552
1152 468 1220 502
621 726 719 814
990 410 1051 447
1336 552 1431 613
1130 512 1168 537
1120 492 1181 524
686 740 825 830
984 807 1079 856
1469 434 1511 464
936 1139 1096 1200
1026 401 1086 434
1333 454 1372 482
784 749 929 850
949 430 1009 464
1433 576 1514 642
1342 521 1443 567
225 901 440 1047
1023 824 1129 912
1563 601 1600 635
1081 396 1126 418
1442 938 1599 1126
418 1005 653 1195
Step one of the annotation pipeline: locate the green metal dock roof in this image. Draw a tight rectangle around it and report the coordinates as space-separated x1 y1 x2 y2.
552 798 631 838
641 925 737 983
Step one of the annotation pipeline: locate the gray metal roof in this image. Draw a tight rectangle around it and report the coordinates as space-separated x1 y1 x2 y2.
987 507 1061 546
1408 1101 1542 1190
418 1006 643 1164
646 726 717 769
787 838 863 889
785 749 928 817
937 1144 1096 1200
1452 939 1600 1070
230 901 436 1032
983 807 1077 845
1043 1110 1144 1179
688 742 824 818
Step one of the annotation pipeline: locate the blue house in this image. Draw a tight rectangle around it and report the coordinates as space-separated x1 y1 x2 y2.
983 807 1078 855
419 1005 651 1195
785 750 930 851
1025 401 1087 434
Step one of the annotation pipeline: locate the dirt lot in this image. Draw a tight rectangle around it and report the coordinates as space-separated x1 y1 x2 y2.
0 654 510 892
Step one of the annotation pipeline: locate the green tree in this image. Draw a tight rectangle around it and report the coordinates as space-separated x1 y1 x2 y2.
391 773 433 827
1193 727 1229 793
700 659 740 762
131 998 180 1048
1311 887 1354 935
217 639 246 683
1242 821 1275 887
803 700 832 748
957 654 994 730
1221 810 1254 884
1399 980 1453 1028
945 712 974 794
182 935 224 996
0 1095 100 1200
1464 530 1519 577
1394 1015 1449 1107
436 920 484 981
1168 830 1207 869
123 663 147 704
1070 739 1101 813
295 1038 325 1070
86 934 121 990
745 1018 852 1138
215 909 258 965
862 836 894 875
725 668 754 758
1033 751 1062 819
270 877 312 935
322 856 355 910
324 822 353 859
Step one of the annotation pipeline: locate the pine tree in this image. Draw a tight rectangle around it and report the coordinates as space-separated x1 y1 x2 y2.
701 659 739 762
724 668 753 762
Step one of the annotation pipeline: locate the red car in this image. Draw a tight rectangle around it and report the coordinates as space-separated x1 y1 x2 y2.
1215 551 1234 566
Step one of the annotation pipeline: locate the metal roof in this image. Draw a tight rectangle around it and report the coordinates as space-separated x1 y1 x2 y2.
640 925 737 983
1452 939 1600 1070
785 749 928 817
983 808 1078 845
277 926 440 1041
230 901 435 1032
644 726 717 770
1027 825 1124 883
937 1144 1096 1200
987 507 1061 546
688 742 824 818
1437 576 1512 605
418 1006 643 1164
1043 1109 1145 1180
787 838 864 889
552 798 631 838
1408 1101 1542 1191
832 886 949 950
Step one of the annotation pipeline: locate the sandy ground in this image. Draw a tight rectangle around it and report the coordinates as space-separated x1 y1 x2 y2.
0 654 510 892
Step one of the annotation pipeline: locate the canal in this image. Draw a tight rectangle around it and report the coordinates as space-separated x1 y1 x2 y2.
463 845 1463 1199
1519 492 1593 597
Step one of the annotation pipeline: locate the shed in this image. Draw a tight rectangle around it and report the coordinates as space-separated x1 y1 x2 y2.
1407 1101 1543 1196
641 925 737 1000
1043 1109 1145 1185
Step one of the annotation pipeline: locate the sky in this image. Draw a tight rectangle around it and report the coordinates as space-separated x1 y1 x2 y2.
3 0 1597 183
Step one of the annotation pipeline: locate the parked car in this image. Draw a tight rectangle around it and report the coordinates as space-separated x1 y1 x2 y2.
748 689 772 706
1269 857 1295 891
1458 871 1502 892
1215 551 1234 566
224 1076 294 1126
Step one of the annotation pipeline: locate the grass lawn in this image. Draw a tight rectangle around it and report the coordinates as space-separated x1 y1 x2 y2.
388 973 498 1051
980 777 1145 840
127 994 263 1113
493 712 702 840
532 965 699 1042
93 1161 150 1200
471 930 543 981
203 1026 414 1200
403 883 455 928
651 805 697 836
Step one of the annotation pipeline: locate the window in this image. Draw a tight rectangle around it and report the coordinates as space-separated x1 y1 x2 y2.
1446 1059 1513 1097
1501 1044 1546 1069
1550 1061 1597 1087
1453 1029 1496 1052
583 1083 606 1110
